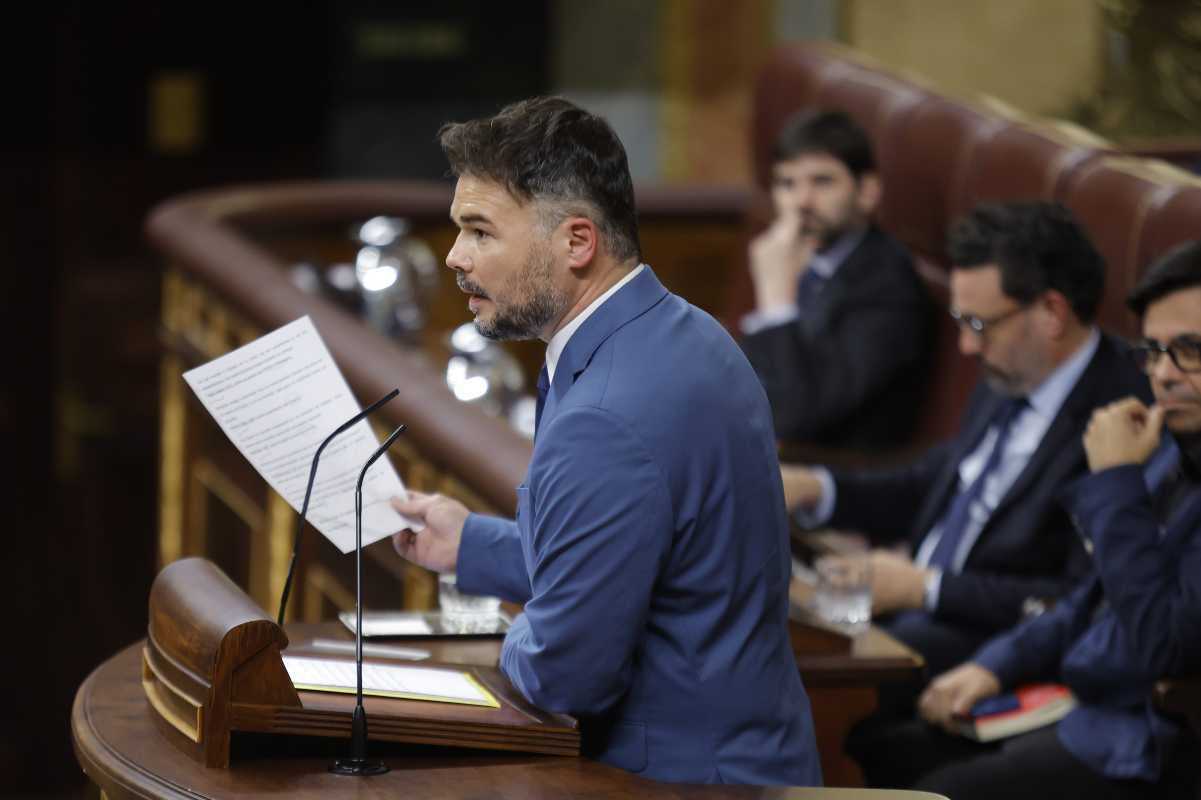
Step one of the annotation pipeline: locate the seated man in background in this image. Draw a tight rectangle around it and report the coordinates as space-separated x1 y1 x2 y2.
863 241 1201 799
740 109 932 450
784 202 1151 683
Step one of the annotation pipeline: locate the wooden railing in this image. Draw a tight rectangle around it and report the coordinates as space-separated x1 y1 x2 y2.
147 180 751 618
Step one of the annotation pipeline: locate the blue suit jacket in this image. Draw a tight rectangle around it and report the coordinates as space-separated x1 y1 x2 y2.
975 438 1201 781
456 268 821 785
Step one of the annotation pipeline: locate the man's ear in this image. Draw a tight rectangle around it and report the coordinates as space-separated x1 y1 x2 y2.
856 172 882 216
563 216 599 271
1037 289 1075 338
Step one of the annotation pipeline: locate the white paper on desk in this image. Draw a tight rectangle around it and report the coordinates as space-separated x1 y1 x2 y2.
182 315 420 553
339 610 434 636
282 655 499 707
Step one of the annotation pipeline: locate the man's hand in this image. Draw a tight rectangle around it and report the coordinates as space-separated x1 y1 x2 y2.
749 212 816 313
918 662 1002 732
1083 397 1164 472
868 549 929 614
781 464 823 510
390 491 468 574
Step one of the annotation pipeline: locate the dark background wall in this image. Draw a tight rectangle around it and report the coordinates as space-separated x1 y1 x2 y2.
0 4 548 796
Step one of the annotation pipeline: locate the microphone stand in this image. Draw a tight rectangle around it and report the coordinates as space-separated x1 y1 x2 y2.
330 422 407 776
277 388 399 626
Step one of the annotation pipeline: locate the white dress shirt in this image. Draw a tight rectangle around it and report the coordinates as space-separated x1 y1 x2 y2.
545 264 645 383
801 327 1101 610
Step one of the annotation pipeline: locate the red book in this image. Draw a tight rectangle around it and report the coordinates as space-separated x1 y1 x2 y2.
955 683 1076 742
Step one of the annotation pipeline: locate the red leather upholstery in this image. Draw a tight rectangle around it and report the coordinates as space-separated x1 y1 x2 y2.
955 122 1109 220
748 42 1200 444
1060 158 1186 337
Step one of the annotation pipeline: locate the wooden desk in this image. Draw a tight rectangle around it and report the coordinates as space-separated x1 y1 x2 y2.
72 641 941 799
74 619 921 797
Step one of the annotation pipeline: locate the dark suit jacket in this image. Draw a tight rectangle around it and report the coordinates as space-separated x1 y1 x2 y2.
741 226 933 450
826 334 1152 674
975 442 1201 782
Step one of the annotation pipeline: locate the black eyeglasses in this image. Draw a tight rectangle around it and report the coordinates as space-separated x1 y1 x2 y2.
1130 336 1201 374
948 305 1027 337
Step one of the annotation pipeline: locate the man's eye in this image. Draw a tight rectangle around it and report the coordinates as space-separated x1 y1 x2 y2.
473 229 490 241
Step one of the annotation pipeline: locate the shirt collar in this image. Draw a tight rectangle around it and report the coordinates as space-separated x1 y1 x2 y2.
1025 327 1101 420
545 264 645 383
809 226 867 279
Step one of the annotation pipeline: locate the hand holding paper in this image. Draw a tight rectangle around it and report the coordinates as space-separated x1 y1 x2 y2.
182 316 422 553
390 491 467 574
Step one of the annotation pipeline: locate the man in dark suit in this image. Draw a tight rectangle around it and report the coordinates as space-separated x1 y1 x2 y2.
784 203 1152 682
740 110 932 450
865 240 1201 800
389 97 820 785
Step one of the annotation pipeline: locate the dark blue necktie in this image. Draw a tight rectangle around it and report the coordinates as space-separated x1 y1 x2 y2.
534 364 550 435
795 267 827 314
928 397 1027 570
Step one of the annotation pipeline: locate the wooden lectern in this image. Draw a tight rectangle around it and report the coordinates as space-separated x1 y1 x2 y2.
141 558 579 767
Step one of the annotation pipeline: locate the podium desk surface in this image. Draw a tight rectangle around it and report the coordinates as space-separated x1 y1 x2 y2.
73 638 941 800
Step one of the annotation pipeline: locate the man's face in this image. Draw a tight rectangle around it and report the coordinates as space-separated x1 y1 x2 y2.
446 175 569 341
1142 286 1201 434
950 265 1050 396
770 152 873 248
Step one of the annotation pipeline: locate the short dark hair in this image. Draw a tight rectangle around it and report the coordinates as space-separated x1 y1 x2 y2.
772 109 876 179
947 202 1105 323
1128 240 1201 316
438 96 641 263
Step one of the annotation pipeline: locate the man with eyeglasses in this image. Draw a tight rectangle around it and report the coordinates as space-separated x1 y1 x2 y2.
865 239 1201 799
782 202 1151 689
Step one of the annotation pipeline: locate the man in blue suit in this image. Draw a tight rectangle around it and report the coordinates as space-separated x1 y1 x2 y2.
860 241 1201 798
390 96 821 786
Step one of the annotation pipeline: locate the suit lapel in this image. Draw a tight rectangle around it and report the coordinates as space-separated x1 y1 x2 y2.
911 392 1008 538
807 229 875 331
1162 486 1201 549
987 337 1113 524
541 267 668 429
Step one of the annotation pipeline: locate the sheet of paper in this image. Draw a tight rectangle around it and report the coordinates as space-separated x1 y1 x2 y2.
282 655 499 708
340 611 434 636
182 315 419 553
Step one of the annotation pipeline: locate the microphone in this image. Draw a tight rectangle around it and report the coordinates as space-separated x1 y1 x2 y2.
276 388 399 626
330 422 407 777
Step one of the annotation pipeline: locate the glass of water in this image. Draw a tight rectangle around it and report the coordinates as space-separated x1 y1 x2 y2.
813 554 872 635
438 573 501 633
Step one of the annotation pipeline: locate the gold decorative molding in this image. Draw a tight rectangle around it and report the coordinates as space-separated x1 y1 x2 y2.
303 562 356 622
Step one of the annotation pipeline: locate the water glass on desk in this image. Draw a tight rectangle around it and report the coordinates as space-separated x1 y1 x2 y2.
438 573 501 633
814 554 872 635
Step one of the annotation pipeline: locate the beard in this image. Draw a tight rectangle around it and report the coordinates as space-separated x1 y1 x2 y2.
979 362 1024 396
800 208 858 250
461 241 568 341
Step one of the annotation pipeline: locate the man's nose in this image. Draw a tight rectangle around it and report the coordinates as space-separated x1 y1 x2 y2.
446 233 469 272
957 326 982 357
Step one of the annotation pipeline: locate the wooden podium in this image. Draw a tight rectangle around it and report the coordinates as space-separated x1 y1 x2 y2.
140 558 578 768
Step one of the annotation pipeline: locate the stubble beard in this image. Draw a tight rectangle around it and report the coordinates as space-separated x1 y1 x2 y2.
471 242 568 342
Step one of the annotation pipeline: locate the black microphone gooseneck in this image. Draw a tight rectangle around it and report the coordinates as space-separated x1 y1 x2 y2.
330 422 407 777
276 388 400 626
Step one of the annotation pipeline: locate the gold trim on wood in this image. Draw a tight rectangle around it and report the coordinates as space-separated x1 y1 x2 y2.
141 649 203 743
303 562 356 622
188 457 266 566
265 491 294 621
158 356 187 569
